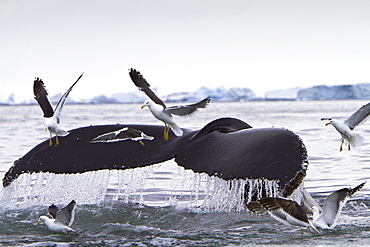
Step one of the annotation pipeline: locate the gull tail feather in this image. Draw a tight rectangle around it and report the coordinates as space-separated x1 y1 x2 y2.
308 221 320 233
57 130 69 137
348 133 365 148
169 123 183 136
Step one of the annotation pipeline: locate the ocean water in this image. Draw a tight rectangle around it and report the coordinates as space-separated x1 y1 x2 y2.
0 101 370 246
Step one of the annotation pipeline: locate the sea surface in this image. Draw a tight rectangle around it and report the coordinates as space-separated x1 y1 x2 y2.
0 101 370 246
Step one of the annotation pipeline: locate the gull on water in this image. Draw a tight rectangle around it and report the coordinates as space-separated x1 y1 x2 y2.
321 102 370 151
247 182 366 233
88 127 154 146
128 68 210 140
33 73 84 146
36 200 76 232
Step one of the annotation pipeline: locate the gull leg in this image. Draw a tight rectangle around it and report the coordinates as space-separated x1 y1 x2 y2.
55 134 59 145
348 143 351 151
139 140 145 146
339 140 344 152
164 125 169 141
49 132 53 146
46 128 53 146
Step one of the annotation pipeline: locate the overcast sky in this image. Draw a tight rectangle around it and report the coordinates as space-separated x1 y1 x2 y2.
2 0 370 102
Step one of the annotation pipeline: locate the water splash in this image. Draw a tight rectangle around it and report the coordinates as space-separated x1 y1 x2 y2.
0 160 280 211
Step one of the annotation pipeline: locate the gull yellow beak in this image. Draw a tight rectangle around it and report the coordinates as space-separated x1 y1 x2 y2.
325 123 331 126
307 208 312 212
141 105 147 109
35 220 41 225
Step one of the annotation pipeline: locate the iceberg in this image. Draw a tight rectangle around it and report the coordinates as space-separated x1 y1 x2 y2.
297 83 370 100
163 86 256 103
265 87 301 100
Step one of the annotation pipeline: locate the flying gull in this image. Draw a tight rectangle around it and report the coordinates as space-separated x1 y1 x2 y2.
321 102 370 151
247 182 365 233
36 200 76 232
87 127 154 146
33 73 84 145
128 68 210 140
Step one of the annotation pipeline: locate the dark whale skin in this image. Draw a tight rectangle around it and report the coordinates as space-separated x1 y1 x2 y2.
2 118 308 197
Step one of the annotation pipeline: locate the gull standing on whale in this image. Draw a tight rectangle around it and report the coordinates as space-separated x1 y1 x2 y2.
36 200 76 232
128 68 210 140
321 102 370 151
33 73 84 145
247 182 366 233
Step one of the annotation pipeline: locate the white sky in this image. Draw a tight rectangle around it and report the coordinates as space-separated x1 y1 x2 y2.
1 0 370 102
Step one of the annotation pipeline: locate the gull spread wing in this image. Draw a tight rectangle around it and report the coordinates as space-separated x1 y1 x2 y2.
55 200 76 226
344 102 370 130
33 78 54 118
129 68 166 108
89 127 153 143
48 204 59 219
164 97 211 116
91 127 129 142
54 73 84 124
257 197 310 224
317 182 366 227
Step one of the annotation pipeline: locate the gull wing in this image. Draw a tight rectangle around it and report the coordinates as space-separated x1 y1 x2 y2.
348 181 366 196
91 127 129 142
318 182 366 227
164 97 211 116
48 204 59 219
257 197 310 224
129 68 166 108
54 73 84 124
89 127 154 143
55 200 76 226
116 127 147 139
317 189 348 227
33 78 54 118
344 102 370 130
246 201 268 214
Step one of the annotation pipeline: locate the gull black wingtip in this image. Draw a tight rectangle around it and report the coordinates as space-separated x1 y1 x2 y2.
350 181 366 196
76 72 84 81
70 72 84 86
128 68 150 88
204 96 211 104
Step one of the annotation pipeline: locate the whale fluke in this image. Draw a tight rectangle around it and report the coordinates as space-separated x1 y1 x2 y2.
2 118 308 199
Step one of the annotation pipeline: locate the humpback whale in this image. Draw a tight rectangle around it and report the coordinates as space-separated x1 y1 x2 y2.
2 118 308 201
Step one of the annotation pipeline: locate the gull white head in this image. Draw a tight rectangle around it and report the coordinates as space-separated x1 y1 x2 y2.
308 206 321 221
36 215 50 225
141 100 152 109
